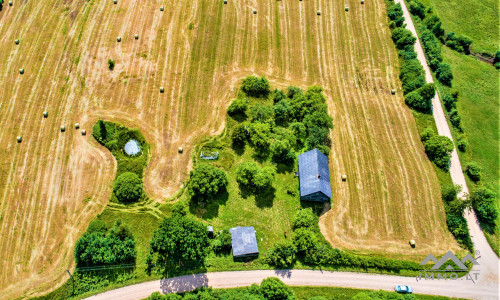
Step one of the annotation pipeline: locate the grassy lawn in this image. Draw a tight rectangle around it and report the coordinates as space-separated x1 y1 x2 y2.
416 0 498 54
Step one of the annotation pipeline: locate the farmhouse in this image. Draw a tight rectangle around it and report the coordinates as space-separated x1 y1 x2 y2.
298 149 332 202
229 226 259 258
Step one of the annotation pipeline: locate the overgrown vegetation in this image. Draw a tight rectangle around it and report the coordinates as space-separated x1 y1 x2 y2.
74 220 136 267
188 164 228 203
92 120 150 203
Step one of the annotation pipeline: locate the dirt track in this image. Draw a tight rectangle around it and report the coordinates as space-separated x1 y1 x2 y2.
0 0 461 297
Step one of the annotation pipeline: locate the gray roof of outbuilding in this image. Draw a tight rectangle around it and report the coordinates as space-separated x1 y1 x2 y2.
230 226 259 257
298 149 332 198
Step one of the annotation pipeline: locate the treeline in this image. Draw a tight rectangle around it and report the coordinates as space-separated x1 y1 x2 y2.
229 76 333 159
385 1 472 249
264 208 422 273
74 220 136 267
408 0 472 55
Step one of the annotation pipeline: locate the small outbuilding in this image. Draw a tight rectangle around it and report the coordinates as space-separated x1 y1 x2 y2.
230 226 259 258
298 149 332 202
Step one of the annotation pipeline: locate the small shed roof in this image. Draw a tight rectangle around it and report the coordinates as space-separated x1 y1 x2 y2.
298 149 332 198
230 226 258 257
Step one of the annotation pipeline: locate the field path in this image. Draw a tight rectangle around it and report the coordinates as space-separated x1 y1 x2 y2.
395 0 499 281
85 269 499 300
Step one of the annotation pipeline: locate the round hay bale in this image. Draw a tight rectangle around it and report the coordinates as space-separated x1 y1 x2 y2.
160 6 164 11
19 69 24 74
135 34 139 39
341 174 347 181
60 126 66 132
224 0 227 4
345 6 349 11
81 129 87 136
178 147 183 153
160 87 165 93
117 36 122 42
17 136 22 143
317 10 321 15
391 89 396 95
75 123 80 129
9 1 13 6
361 0 365 4
409 239 416 248
43 111 48 118
15 39 19 45
113 0 117 4
253 9 257 14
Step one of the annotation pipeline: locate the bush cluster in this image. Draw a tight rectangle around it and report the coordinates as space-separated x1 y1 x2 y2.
211 229 232 254
146 277 295 300
113 172 143 202
74 220 136 267
441 187 473 249
241 76 271 98
236 162 275 191
470 188 498 226
420 128 454 170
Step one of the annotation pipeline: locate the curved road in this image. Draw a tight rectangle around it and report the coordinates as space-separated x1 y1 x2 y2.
87 2 498 300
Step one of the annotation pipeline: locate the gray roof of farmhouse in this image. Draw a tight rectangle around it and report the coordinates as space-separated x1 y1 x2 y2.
298 149 332 198
230 226 259 257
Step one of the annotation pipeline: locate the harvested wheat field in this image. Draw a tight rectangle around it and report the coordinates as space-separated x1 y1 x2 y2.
0 0 460 298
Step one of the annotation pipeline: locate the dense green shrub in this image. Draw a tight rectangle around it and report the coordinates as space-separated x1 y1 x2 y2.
287 86 303 99
404 90 428 112
391 27 417 50
495 50 500 69
292 208 318 229
188 164 228 201
445 32 473 54
441 184 460 203
272 88 288 103
409 0 426 19
273 100 292 125
248 122 271 157
420 127 435 142
289 122 307 144
260 277 296 300
449 109 462 130
242 76 271 98
236 162 275 191
470 188 498 225
457 136 468 152
227 98 248 116
113 172 143 202
231 123 248 146
264 241 297 267
148 214 210 271
293 228 318 251
436 63 453 86
399 59 426 94
424 15 445 40
442 93 456 111
420 27 442 71
75 220 136 267
465 162 482 182
250 104 274 124
423 135 454 170
271 139 295 164
212 229 232 254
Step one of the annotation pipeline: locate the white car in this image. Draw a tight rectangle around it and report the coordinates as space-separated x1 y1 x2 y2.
395 285 413 294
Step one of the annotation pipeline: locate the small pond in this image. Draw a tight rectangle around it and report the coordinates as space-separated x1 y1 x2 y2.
124 139 141 156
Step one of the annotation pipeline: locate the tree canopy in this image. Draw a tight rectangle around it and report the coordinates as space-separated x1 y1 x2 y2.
188 164 228 202
113 172 143 202
148 214 210 272
242 76 271 98
236 162 275 191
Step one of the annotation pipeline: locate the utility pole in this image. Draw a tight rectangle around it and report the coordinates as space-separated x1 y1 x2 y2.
66 269 74 296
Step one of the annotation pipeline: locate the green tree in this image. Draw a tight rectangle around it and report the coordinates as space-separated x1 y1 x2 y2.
289 122 307 143
306 126 330 155
236 162 275 191
391 27 417 49
250 104 274 124
292 208 318 229
188 164 228 201
231 123 248 147
271 139 295 164
248 122 271 157
404 90 428 112
212 229 232 254
113 172 143 202
423 135 454 170
272 88 288 103
259 277 296 300
442 93 456 111
436 62 453 86
449 109 462 130
420 127 435 142
149 214 210 271
441 184 461 203
287 86 303 99
470 188 498 225
399 59 426 94
457 136 468 152
264 241 297 267
293 228 318 251
273 100 292 125
93 119 108 143
227 98 248 116
242 76 271 98
465 162 481 182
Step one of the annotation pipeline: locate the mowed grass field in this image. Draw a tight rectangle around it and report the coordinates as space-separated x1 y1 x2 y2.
0 0 460 298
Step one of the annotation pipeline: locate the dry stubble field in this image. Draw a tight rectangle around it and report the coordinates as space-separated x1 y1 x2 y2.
0 0 460 298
